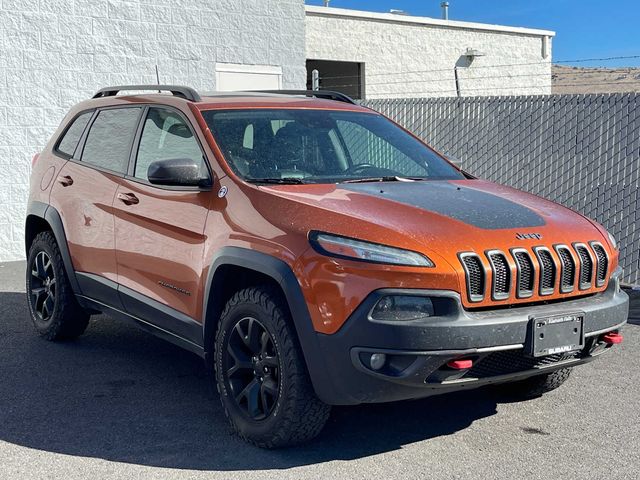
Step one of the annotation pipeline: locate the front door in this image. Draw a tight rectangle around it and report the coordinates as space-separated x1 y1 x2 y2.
112 106 212 343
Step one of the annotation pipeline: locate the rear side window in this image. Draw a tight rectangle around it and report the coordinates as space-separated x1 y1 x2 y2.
81 108 141 173
56 112 92 158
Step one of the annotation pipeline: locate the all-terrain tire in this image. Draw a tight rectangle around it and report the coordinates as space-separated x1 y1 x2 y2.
497 368 572 399
214 286 331 448
26 231 90 341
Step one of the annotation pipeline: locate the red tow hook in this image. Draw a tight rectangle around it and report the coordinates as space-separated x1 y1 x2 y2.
602 332 623 345
447 359 473 370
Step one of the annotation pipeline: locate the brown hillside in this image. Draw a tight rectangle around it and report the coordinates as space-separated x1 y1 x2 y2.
552 65 640 94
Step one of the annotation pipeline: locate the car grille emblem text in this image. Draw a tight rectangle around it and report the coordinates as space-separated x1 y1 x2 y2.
516 232 542 240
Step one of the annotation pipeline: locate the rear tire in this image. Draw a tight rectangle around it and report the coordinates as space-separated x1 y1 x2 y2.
26 231 90 341
497 368 572 399
214 286 331 448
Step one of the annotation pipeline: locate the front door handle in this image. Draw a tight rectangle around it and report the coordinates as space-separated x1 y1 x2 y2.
117 192 139 206
57 175 74 187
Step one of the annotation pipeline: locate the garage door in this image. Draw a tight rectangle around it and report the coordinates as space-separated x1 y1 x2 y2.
215 63 283 91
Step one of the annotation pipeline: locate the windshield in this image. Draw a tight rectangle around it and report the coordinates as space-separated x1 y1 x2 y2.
202 109 465 183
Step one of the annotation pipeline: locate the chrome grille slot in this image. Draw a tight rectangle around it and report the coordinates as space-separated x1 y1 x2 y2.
512 249 534 298
487 251 511 300
459 253 485 302
555 245 576 293
574 243 594 290
590 242 609 287
534 247 556 295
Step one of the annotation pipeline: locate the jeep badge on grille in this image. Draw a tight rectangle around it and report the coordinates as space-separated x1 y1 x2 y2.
516 233 543 240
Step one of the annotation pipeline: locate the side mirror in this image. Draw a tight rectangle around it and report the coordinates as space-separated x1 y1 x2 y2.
147 158 211 188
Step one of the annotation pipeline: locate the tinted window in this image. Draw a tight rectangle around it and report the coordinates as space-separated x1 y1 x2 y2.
135 108 205 180
203 109 464 183
81 108 141 173
56 111 92 157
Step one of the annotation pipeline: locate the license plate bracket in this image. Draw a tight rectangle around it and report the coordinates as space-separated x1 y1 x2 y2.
529 313 585 357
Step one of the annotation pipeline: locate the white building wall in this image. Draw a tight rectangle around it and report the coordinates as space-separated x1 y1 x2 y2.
306 7 554 99
0 0 306 262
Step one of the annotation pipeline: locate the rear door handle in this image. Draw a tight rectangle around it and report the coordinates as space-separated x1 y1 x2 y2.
117 192 139 206
57 175 73 187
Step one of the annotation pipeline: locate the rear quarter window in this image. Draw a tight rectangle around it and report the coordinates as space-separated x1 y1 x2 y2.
81 107 141 173
55 111 93 158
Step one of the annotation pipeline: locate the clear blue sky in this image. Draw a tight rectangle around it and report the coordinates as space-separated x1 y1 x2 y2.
305 0 640 67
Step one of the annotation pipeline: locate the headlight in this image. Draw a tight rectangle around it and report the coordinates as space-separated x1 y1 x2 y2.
607 231 618 250
309 232 434 267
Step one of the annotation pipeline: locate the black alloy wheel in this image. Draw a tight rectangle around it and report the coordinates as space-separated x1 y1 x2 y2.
29 251 56 322
223 316 280 421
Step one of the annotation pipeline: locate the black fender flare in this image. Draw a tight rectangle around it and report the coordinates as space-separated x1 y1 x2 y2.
202 247 340 404
25 201 82 295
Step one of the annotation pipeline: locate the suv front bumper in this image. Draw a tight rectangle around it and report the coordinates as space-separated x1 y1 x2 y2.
312 268 629 405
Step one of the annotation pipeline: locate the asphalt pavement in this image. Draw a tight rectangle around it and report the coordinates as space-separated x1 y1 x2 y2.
1 260 639 479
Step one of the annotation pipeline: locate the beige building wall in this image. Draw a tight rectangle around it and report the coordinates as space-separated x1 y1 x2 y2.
306 6 555 99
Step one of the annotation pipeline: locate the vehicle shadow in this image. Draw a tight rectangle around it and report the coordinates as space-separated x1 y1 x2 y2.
0 290 501 471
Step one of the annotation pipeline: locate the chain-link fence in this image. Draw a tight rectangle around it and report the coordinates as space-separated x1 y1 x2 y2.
363 94 640 284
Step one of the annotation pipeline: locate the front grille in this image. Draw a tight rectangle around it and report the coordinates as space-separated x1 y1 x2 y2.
591 242 609 287
488 251 511 299
467 350 581 379
575 244 594 289
513 249 534 298
556 246 576 292
535 247 556 295
460 254 485 302
458 241 608 304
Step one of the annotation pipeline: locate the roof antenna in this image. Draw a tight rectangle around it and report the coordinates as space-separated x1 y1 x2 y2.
155 65 161 93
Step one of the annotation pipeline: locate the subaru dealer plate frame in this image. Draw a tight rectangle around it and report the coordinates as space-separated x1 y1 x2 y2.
529 312 585 357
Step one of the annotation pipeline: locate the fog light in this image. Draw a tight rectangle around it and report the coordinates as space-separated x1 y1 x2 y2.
370 353 387 371
370 296 434 321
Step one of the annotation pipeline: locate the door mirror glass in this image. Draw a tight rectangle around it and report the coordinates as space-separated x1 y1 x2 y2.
147 158 211 187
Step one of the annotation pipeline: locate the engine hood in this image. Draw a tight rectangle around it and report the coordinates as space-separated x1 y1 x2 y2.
255 179 609 269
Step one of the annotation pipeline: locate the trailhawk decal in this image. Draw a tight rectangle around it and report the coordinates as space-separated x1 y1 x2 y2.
340 181 546 230
158 281 191 296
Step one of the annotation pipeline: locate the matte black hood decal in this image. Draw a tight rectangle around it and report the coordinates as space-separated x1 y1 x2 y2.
341 182 546 230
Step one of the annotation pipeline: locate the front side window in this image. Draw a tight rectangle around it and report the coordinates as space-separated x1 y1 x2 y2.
202 109 464 183
81 108 141 173
135 107 206 181
56 111 93 158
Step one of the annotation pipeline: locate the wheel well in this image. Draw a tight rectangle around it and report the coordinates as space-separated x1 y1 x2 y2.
203 264 289 361
25 215 52 255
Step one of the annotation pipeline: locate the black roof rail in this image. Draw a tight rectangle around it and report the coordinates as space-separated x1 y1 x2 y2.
92 85 201 102
251 90 357 105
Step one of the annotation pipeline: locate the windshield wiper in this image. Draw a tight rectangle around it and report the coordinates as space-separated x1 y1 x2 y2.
247 177 307 185
340 176 419 184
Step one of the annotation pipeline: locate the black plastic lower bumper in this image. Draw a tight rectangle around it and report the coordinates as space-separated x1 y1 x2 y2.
311 268 629 405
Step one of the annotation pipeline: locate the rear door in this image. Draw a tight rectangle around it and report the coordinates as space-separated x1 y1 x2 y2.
113 106 212 344
49 106 142 302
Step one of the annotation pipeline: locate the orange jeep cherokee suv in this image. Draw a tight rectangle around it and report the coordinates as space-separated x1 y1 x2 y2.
26 86 629 448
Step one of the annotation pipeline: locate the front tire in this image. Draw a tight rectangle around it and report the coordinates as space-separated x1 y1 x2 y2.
26 231 90 341
496 368 572 399
215 286 331 448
